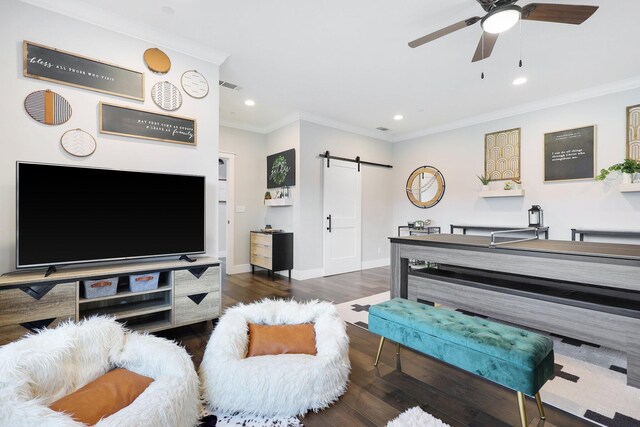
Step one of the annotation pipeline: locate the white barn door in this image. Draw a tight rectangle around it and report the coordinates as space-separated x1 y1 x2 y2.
323 158 361 276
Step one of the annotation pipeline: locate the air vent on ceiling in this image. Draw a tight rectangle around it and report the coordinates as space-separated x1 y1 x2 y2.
219 80 241 90
376 127 389 132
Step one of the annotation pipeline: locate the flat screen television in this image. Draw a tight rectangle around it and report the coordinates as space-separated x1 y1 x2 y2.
17 162 206 269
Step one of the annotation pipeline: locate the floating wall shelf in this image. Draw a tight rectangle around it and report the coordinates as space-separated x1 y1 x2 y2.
264 197 293 207
620 183 640 193
480 189 525 198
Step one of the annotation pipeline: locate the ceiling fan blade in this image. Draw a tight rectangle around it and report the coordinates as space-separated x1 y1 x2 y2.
521 3 598 25
408 17 481 48
472 32 499 62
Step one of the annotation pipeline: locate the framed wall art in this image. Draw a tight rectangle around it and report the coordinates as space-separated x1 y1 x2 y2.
23 41 144 101
484 128 521 181
99 102 196 145
627 104 640 161
181 70 209 99
24 89 72 125
544 125 596 182
267 149 295 188
60 129 96 157
151 81 183 111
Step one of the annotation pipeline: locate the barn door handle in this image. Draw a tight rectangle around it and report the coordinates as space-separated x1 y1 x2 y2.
327 214 332 232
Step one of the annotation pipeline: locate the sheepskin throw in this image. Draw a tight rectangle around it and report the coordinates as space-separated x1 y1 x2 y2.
386 407 452 427
200 299 350 417
0 316 201 427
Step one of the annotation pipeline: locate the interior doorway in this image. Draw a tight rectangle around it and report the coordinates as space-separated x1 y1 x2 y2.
218 152 235 274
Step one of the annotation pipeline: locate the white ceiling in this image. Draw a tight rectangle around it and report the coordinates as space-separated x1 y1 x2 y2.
22 0 640 141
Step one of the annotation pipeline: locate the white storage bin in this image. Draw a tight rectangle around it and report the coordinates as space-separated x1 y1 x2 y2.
129 272 160 292
83 277 119 299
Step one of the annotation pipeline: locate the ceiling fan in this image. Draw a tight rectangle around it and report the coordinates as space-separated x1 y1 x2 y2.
408 1 598 62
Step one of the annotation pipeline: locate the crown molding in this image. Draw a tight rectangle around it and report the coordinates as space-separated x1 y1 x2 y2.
219 119 267 135
392 75 640 143
297 112 395 142
19 0 230 66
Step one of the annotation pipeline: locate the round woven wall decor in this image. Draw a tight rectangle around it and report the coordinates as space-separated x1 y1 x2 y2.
60 129 96 157
24 90 72 125
143 48 171 74
181 70 209 99
151 81 183 111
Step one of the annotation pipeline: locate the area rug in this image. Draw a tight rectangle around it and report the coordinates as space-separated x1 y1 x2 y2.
386 407 451 427
200 410 302 427
337 293 640 427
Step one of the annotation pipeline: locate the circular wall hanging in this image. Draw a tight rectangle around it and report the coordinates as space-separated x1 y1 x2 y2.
151 81 183 111
143 48 171 74
406 166 446 209
60 129 96 157
181 70 209 99
24 90 72 125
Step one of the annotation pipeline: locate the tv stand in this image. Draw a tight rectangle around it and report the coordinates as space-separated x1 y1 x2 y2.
0 257 221 346
44 265 57 278
179 255 197 263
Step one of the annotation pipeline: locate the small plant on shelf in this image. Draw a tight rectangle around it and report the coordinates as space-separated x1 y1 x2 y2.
596 159 640 181
477 174 491 186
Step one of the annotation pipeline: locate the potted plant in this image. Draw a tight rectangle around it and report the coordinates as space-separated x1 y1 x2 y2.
477 174 490 190
596 159 640 183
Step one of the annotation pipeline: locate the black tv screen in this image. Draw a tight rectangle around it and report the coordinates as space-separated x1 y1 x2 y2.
17 162 206 268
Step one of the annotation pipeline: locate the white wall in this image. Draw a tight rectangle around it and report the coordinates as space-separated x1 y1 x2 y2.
299 121 394 273
392 88 640 242
0 1 220 273
219 126 267 269
218 159 227 254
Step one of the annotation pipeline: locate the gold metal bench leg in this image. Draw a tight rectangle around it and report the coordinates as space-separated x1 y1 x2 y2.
396 342 400 356
374 337 385 366
517 392 527 427
535 392 546 420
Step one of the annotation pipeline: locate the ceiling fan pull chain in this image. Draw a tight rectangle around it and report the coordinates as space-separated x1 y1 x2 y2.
518 18 524 68
481 31 485 79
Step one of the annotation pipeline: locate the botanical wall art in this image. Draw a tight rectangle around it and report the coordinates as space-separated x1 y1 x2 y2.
267 149 295 189
24 89 72 125
484 128 521 181
544 125 596 182
627 104 640 161
23 41 144 101
99 102 196 145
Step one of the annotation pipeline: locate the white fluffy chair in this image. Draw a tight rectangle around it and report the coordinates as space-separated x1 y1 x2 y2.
200 299 350 417
0 316 200 427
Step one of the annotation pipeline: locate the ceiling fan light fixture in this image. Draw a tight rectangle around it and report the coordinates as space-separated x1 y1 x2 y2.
481 5 522 34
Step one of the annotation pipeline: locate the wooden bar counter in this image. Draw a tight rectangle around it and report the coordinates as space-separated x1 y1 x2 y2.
389 234 640 388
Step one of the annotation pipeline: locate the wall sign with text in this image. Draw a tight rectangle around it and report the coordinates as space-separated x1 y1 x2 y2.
99 102 196 146
544 125 596 182
23 41 144 101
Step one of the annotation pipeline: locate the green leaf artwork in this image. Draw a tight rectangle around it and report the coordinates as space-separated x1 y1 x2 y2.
270 155 290 186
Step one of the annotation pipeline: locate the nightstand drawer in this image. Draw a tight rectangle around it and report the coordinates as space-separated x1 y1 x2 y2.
174 267 219 297
250 243 272 258
0 283 76 327
251 233 272 247
251 254 272 269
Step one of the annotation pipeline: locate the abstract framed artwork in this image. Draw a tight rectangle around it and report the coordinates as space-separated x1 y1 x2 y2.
484 128 521 181
627 104 640 161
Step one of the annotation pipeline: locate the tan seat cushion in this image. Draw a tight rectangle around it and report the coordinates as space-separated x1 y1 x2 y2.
49 368 154 425
247 323 317 357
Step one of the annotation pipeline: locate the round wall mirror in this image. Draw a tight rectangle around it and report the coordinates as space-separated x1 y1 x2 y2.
406 166 446 208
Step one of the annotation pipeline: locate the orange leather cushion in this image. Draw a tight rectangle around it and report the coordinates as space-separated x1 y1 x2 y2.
49 368 153 425
247 323 317 357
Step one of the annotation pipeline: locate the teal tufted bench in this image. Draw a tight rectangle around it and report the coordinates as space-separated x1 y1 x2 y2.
368 298 554 427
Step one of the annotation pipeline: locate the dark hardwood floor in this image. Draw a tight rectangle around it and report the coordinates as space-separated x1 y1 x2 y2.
158 264 594 427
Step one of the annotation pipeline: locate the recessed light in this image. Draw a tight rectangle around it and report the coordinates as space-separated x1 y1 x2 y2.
161 6 175 15
244 99 255 106
512 77 527 86
394 114 404 121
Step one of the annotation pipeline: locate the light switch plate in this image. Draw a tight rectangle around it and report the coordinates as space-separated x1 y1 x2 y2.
235 205 246 213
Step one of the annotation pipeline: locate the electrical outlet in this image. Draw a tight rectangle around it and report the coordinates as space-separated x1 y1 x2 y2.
377 247 382 254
